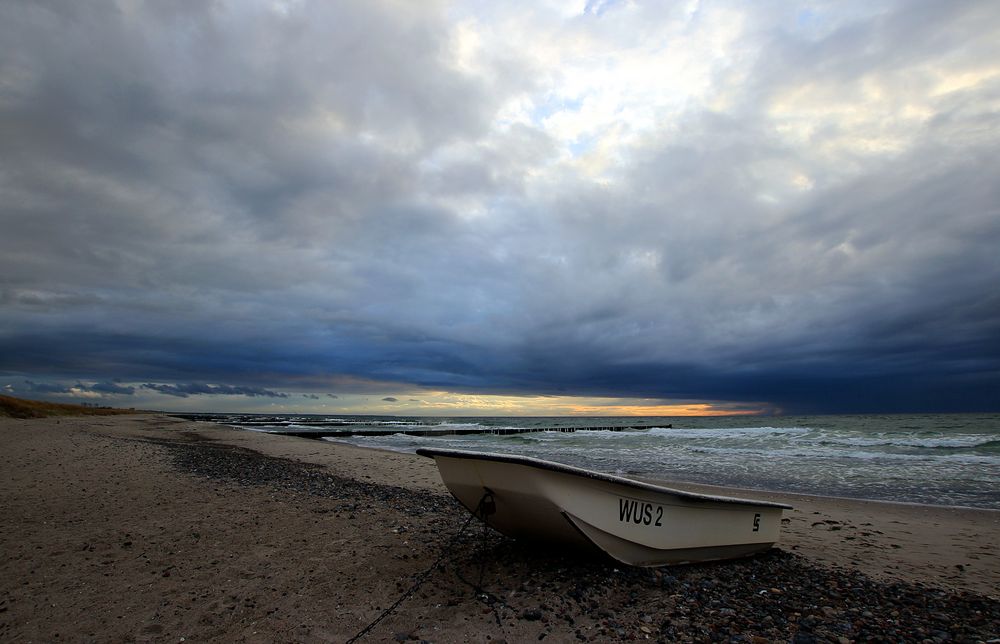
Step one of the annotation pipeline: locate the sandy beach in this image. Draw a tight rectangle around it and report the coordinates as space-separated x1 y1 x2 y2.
2 415 998 642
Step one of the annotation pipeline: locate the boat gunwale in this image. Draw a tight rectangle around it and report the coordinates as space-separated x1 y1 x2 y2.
416 447 792 510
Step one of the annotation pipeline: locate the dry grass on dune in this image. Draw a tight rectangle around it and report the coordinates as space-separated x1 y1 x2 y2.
0 394 143 419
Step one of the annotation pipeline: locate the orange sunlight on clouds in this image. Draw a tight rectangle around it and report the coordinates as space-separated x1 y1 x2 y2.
561 403 764 417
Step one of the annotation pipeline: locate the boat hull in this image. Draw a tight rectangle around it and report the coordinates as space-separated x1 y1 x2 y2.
418 448 789 567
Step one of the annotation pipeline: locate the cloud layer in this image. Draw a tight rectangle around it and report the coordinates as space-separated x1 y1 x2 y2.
2 1 999 413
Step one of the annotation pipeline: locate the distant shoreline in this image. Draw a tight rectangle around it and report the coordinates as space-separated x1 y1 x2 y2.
0 393 146 419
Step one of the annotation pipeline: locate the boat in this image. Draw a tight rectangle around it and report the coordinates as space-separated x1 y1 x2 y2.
416 447 792 566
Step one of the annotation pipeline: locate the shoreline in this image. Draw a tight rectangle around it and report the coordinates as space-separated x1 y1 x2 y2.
3 414 998 642
318 433 1000 514
239 428 1000 599
118 418 1000 598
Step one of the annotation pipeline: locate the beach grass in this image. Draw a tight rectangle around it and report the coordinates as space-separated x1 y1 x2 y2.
0 393 142 419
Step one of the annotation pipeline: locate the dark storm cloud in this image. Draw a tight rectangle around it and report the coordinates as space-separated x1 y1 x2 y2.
1 1 998 412
140 383 289 399
21 380 75 395
88 381 137 395
381 397 398 403
21 379 135 396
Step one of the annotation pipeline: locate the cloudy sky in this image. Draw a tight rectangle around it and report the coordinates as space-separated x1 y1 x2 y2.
1 0 998 415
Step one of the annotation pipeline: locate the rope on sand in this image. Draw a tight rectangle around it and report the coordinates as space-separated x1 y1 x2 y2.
345 492 495 643
453 498 508 632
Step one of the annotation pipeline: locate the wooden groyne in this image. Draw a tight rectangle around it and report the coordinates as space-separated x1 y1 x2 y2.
171 414 671 440
255 424 670 439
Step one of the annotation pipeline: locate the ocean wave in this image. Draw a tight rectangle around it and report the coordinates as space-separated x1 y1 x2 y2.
814 435 999 449
322 435 421 451
648 426 813 439
211 412 1000 509
687 444 1000 465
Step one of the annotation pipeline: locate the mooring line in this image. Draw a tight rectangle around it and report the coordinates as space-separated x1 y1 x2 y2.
345 492 495 643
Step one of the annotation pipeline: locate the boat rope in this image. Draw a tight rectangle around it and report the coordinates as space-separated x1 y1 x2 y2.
473 503 507 631
448 489 508 633
344 491 494 644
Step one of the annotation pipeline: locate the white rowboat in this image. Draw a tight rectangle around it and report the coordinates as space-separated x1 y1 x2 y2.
417 448 791 566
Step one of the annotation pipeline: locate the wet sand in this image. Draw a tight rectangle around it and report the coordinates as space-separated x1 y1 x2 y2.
2 415 997 642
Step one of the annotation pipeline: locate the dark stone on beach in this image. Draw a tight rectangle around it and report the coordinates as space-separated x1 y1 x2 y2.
155 438 455 518
520 609 543 621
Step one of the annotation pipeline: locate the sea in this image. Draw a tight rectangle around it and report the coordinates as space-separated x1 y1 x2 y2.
187 413 1000 510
